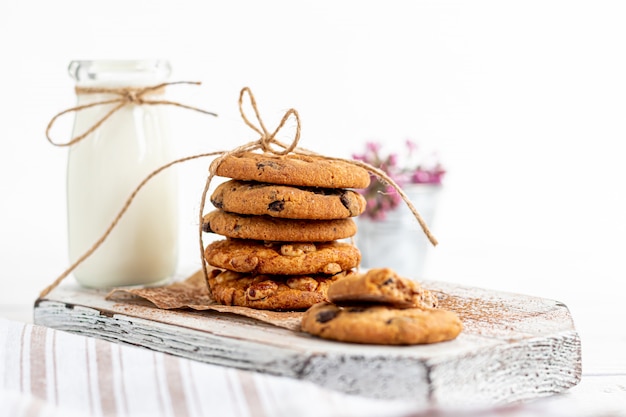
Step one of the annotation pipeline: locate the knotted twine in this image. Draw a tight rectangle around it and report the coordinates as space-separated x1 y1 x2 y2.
45 81 217 146
39 86 438 299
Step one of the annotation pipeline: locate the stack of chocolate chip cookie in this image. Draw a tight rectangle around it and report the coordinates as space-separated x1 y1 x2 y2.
202 151 371 311
301 268 463 345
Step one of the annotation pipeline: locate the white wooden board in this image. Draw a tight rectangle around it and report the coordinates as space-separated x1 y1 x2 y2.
33 280 581 406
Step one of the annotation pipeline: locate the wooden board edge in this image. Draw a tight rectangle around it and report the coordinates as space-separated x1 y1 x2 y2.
33 299 582 405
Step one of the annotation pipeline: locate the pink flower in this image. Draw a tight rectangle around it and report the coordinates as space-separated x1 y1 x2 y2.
366 142 381 153
355 140 445 221
405 139 418 154
387 153 399 168
351 153 365 162
411 170 430 183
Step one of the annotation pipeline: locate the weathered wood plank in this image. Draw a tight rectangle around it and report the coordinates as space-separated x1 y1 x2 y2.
33 280 581 406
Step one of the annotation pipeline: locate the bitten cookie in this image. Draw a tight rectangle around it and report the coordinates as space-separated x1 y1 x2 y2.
205 239 361 275
202 210 357 242
327 268 438 309
207 270 350 311
211 180 366 219
300 302 463 345
215 152 371 189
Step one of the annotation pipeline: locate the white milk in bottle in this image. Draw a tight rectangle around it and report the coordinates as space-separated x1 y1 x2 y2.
66 60 178 288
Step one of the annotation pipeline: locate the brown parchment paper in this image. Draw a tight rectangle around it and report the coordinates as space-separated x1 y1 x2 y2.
105 269 304 331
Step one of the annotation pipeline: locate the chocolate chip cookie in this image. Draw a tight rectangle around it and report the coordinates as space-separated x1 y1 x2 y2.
327 268 438 309
205 239 361 275
300 302 463 345
211 180 366 219
207 270 350 311
202 210 358 242
215 152 371 189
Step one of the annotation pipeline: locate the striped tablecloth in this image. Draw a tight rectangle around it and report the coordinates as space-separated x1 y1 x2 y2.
0 318 426 417
1 318 624 417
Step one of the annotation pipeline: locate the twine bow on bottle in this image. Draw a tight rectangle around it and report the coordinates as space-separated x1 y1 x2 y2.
45 81 218 147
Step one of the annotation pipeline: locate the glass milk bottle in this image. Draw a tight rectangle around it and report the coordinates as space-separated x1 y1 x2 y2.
67 60 178 288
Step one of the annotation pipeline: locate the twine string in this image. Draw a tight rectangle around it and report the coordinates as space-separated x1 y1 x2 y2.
40 86 437 300
238 87 301 155
45 81 218 147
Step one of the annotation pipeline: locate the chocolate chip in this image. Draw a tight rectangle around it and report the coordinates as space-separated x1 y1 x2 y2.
382 278 395 286
202 222 213 233
257 161 282 170
339 191 352 209
210 197 224 209
268 200 285 212
316 309 339 323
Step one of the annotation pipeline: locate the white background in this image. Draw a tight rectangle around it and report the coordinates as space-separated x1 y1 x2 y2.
1 0 625 345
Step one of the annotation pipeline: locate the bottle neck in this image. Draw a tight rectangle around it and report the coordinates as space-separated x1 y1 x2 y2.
69 60 171 88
